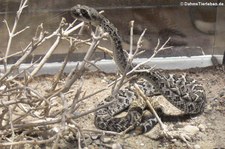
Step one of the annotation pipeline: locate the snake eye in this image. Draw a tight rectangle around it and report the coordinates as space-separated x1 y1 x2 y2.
80 8 91 20
71 6 81 18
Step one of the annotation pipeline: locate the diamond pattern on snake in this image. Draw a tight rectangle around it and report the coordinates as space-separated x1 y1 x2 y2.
71 5 206 134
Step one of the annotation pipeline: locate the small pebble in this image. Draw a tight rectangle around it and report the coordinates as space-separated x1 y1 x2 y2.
94 140 101 145
140 143 144 146
206 105 212 110
101 79 107 83
174 140 182 147
198 132 206 139
83 134 92 145
84 139 92 146
183 125 199 136
158 144 163 147
198 124 206 132
171 139 177 143
210 116 216 120
112 143 123 149
51 127 59 133
91 134 99 140
219 91 225 97
207 123 212 126
100 136 112 143
194 144 201 149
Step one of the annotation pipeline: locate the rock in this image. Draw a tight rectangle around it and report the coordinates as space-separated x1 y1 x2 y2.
171 139 177 143
100 136 112 143
93 139 101 145
207 123 212 126
219 91 225 97
198 124 206 132
84 139 92 146
174 140 182 147
112 143 123 149
140 143 144 146
51 127 59 133
182 125 199 136
194 144 201 149
210 116 216 120
88 144 99 149
91 134 99 140
158 144 163 147
83 134 92 146
206 104 213 110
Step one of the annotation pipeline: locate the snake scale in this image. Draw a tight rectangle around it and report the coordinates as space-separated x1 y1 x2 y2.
71 5 206 134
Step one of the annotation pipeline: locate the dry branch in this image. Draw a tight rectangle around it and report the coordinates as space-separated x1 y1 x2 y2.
3 0 29 68
0 2 174 148
0 4 115 147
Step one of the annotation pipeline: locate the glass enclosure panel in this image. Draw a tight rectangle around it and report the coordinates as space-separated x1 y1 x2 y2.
0 0 223 63
214 7 225 55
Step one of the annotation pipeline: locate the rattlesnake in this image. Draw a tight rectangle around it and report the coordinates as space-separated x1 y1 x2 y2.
71 5 206 133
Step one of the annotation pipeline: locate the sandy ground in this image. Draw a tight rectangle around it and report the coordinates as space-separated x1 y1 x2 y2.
3 66 224 149
47 66 224 149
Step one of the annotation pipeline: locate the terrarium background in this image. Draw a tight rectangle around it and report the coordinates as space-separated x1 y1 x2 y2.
0 0 224 64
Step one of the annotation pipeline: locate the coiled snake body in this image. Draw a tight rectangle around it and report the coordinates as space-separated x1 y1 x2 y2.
71 5 206 133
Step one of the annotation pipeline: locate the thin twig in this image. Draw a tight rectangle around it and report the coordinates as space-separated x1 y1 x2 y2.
62 26 102 93
50 42 75 91
3 0 29 68
0 134 58 146
133 83 165 129
134 29 147 56
129 20 134 57
82 128 120 135
130 37 172 73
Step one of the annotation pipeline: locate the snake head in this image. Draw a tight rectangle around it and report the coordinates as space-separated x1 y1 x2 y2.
71 5 99 23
